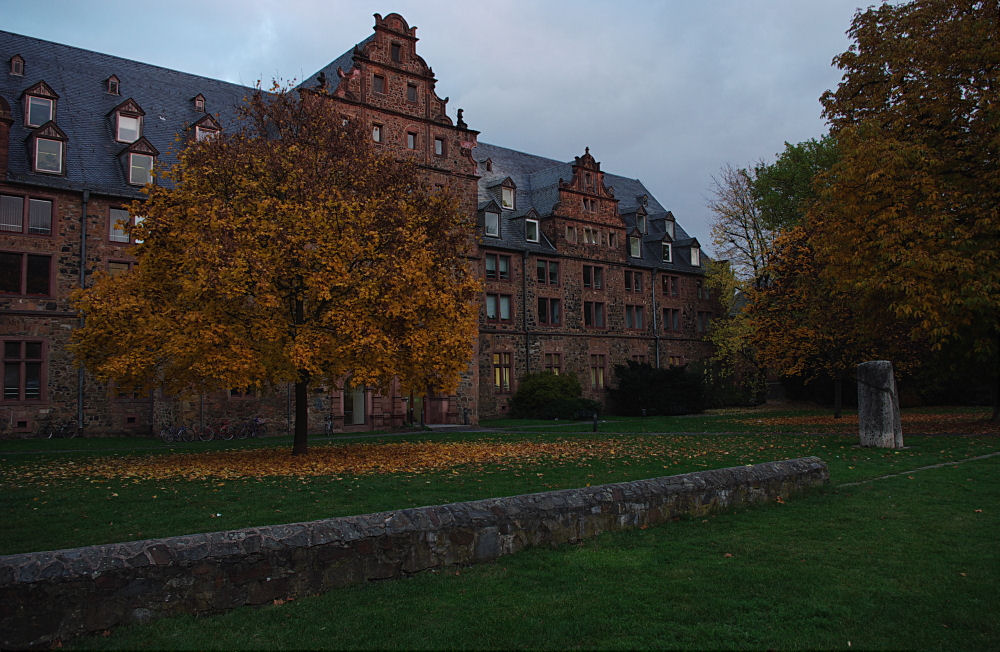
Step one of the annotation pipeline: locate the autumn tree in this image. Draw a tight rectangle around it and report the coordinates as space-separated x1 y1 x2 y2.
815 0 1000 419
71 85 480 453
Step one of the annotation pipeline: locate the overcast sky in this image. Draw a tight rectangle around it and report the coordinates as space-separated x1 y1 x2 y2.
1 0 869 252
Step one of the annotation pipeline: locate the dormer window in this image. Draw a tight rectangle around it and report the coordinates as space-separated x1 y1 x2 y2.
525 219 539 243
26 96 53 128
485 159 493 172
484 211 500 237
111 99 145 143
30 122 68 175
195 126 218 141
665 219 675 240
106 75 120 95
637 213 647 234
120 137 159 186
10 55 24 76
117 115 141 142
662 242 672 263
629 235 641 258
130 154 153 185
501 187 515 210
191 113 221 142
193 94 205 112
690 245 701 267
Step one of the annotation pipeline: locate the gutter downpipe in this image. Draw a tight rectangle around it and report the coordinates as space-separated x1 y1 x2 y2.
77 189 89 433
522 250 529 376
651 268 660 367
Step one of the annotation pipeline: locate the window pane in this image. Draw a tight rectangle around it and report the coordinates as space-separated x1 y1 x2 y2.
407 84 417 101
0 253 21 293
526 220 538 242
130 154 153 185
629 236 640 258
24 362 41 399
596 303 605 327
486 295 497 319
485 212 499 236
595 268 603 289
118 115 140 142
537 298 547 323
27 97 52 126
133 215 145 244
110 208 130 242
407 133 416 149
4 363 19 399
36 139 62 173
25 342 42 359
434 138 443 155
498 256 509 279
549 262 558 284
501 187 514 209
536 260 545 282
485 255 496 278
28 199 52 235
499 296 511 320
25 255 50 295
0 195 23 232
551 299 560 325
5 341 20 358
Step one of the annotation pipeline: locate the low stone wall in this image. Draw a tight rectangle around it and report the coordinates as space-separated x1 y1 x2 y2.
1 457 828 648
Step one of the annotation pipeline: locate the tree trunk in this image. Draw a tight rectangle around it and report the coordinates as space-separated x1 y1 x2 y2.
857 360 903 449
292 378 309 456
833 375 843 419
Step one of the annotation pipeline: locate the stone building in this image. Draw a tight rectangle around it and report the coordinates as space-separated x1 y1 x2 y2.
0 13 718 434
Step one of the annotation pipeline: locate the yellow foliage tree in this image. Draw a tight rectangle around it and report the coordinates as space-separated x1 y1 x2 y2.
71 85 480 454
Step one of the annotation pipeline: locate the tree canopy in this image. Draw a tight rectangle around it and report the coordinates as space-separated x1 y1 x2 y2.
752 134 839 232
71 86 480 453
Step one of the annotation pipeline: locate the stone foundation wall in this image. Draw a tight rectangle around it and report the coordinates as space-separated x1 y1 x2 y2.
0 457 828 648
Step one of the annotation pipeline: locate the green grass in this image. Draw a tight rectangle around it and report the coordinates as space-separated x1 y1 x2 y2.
69 454 1000 650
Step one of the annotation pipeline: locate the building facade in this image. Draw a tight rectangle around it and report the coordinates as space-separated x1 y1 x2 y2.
0 13 717 434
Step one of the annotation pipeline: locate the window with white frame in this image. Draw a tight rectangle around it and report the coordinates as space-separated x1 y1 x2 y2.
501 187 515 210
116 114 141 143
637 213 647 234
129 153 153 185
406 132 416 150
665 219 675 239
34 138 63 174
484 211 500 237
434 137 444 156
629 235 641 258
109 208 131 242
691 245 701 267
662 242 672 262
525 219 539 243
195 126 218 141
26 96 53 127
372 124 383 143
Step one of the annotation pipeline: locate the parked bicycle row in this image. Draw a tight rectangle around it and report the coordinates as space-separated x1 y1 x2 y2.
158 416 268 443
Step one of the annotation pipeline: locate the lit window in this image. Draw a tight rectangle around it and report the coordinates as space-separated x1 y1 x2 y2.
493 352 512 392
0 195 51 235
691 246 701 267
406 132 416 149
129 153 153 185
590 354 605 390
26 96 53 127
2 340 45 401
34 138 63 174
434 137 444 156
373 74 385 94
501 187 515 210
407 83 417 102
372 124 382 143
117 114 141 143
544 353 561 374
484 211 500 237
662 243 672 262
525 219 539 243
629 235 641 258
0 253 51 296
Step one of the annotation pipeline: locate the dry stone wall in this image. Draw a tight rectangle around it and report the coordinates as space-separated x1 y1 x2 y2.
1 457 828 648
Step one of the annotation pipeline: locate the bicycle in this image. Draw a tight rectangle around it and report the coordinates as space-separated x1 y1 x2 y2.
236 416 267 439
36 418 78 439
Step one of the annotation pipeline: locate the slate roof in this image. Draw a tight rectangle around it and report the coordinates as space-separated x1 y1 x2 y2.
300 35 375 91
474 142 704 274
1 30 252 198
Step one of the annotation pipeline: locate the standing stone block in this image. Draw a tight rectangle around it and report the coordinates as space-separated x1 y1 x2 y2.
857 360 903 448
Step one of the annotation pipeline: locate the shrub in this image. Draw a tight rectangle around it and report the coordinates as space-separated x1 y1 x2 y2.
608 361 704 416
508 372 598 420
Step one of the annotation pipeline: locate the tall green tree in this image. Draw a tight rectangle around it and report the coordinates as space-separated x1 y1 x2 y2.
815 0 1000 419
71 86 481 453
752 134 839 231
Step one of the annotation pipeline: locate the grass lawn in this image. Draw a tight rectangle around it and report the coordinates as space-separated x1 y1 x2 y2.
1 406 997 648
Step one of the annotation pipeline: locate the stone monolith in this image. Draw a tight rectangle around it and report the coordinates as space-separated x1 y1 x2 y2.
857 360 903 448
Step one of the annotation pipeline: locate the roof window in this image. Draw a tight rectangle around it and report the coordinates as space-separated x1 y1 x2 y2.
193 94 205 112
30 122 68 175
110 98 145 143
10 55 24 76
106 75 120 95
